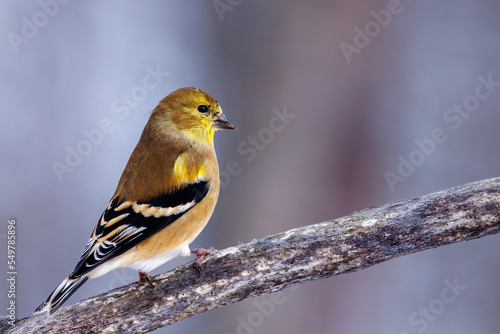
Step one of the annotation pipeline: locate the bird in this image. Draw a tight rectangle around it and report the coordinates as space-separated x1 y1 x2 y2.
34 87 237 315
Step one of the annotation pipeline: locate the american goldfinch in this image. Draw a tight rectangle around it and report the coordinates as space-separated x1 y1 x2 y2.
34 87 236 315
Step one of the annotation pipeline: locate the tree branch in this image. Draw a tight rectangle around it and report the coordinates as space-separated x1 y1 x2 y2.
3 177 500 334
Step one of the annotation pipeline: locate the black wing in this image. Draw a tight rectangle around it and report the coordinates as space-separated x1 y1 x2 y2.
70 180 209 278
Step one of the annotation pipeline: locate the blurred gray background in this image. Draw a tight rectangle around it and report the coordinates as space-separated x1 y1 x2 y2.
1 1 499 333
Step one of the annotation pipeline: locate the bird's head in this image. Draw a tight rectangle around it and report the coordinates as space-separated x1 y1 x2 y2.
153 87 237 144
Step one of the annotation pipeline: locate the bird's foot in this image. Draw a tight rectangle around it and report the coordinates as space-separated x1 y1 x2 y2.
139 271 154 287
190 247 215 272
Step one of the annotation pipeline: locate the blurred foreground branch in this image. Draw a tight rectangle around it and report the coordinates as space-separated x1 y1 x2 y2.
3 177 500 334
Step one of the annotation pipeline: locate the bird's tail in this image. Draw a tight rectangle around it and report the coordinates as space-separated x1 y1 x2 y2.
34 275 88 315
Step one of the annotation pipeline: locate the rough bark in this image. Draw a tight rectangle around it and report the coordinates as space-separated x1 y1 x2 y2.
3 177 500 334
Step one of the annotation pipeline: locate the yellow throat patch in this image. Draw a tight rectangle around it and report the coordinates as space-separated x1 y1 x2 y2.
173 153 206 185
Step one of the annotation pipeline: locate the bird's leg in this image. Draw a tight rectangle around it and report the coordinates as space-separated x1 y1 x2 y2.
139 271 154 287
190 247 215 272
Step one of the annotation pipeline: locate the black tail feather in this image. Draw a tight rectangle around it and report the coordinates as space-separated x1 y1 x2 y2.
34 275 88 315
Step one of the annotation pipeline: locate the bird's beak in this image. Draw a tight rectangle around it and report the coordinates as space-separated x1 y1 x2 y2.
214 113 237 130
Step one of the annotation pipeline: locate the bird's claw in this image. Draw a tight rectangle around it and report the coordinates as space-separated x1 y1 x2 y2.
139 271 154 287
191 247 215 272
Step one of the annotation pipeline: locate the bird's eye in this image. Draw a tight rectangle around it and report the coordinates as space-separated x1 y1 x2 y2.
197 105 209 113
